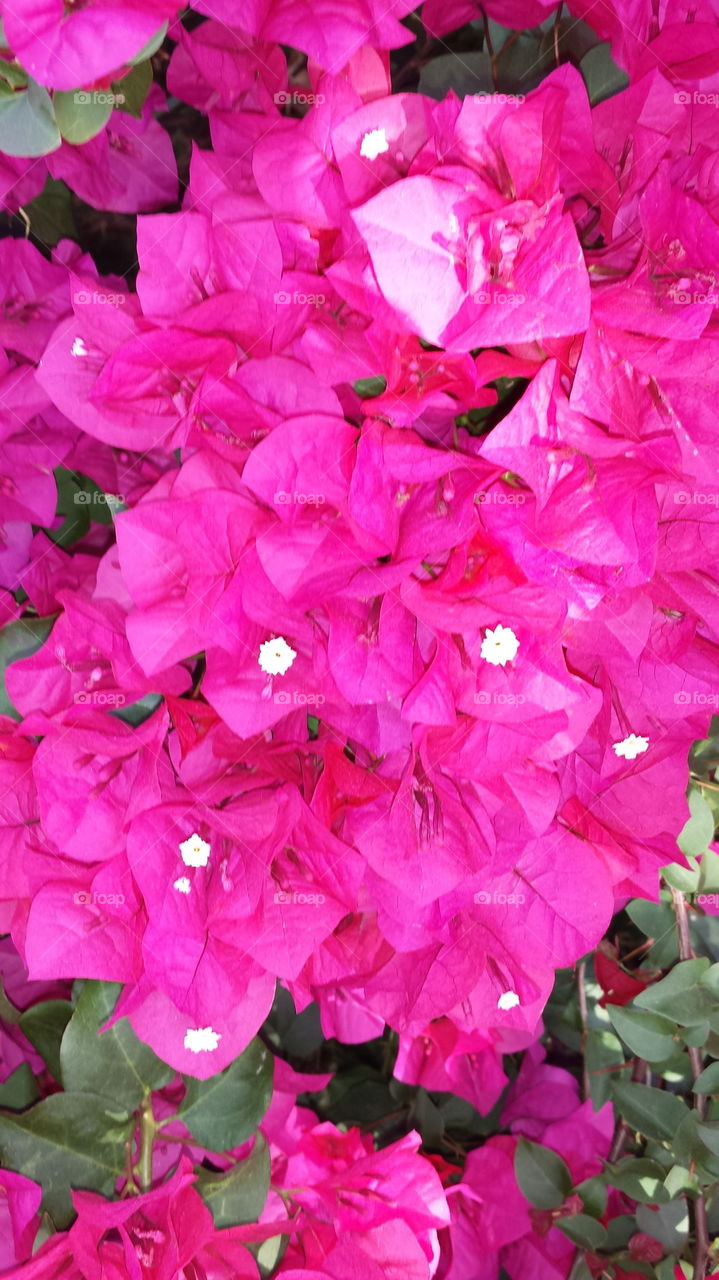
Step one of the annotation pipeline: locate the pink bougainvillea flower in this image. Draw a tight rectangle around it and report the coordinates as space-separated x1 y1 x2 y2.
0 238 70 362
0 1170 42 1269
2 0 180 91
26 703 170 860
47 90 177 213
422 0 559 38
2 1157 261 1279
167 19 286 113
394 1020 508 1114
351 174 590 349
193 0 416 71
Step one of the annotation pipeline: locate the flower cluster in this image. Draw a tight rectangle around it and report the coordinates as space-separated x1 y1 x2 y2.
0 0 719 1275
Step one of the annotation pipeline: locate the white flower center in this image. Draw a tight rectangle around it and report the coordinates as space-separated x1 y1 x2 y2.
258 636 297 677
360 128 389 160
71 337 87 357
480 624 520 667
497 990 520 1011
184 1026 221 1053
612 734 649 761
173 876 191 894
179 833 211 867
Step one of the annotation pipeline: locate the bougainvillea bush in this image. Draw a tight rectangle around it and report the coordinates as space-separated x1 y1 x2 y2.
2 0 719 1276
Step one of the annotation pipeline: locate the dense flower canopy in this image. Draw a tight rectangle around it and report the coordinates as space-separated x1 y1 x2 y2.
0 0 718 1277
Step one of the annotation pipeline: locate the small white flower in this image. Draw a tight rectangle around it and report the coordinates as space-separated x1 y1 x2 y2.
173 876 191 894
184 1026 221 1053
258 636 296 677
480 624 520 667
71 337 87 357
612 733 649 761
360 127 389 160
179 832 211 867
497 990 520 1011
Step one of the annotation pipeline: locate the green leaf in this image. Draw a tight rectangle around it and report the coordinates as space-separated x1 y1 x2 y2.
0 615 56 719
495 31 553 94
691 912 719 964
555 1213 607 1249
60 981 172 1112
50 467 91 547
196 1137 270 1227
514 1138 571 1210
580 42 630 106
0 1064 39 1111
112 60 152 117
658 1259 687 1280
0 78 60 156
664 1163 699 1198
585 1027 626 1108
633 958 713 1027
699 962 719 997
696 1121 719 1157
419 50 494 100
0 60 27 90
129 23 168 64
611 1082 689 1143
19 1000 73 1083
256 1233 288 1278
626 899 679 968
607 1157 670 1204
694 1062 719 1094
52 467 124 539
604 1214 636 1250
662 859 701 894
352 376 387 399
698 847 719 895
22 177 75 248
682 1020 711 1048
178 1039 273 1151
606 1004 678 1062
0 1092 131 1225
670 1111 712 1172
678 789 715 858
110 693 163 726
576 1175 608 1219
635 1198 689 1251
52 89 112 144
